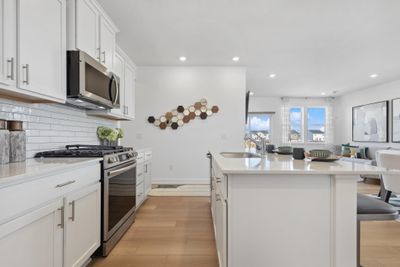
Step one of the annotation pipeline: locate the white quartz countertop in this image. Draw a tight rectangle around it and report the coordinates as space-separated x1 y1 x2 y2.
210 150 399 175
0 158 102 188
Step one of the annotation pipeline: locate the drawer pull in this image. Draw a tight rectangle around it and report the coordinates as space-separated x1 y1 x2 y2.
57 207 64 228
7 58 14 80
69 200 75 221
55 180 76 188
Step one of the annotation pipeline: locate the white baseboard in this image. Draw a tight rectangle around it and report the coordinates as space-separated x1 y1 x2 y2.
152 178 210 185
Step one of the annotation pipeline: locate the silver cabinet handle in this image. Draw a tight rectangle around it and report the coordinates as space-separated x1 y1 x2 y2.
216 194 221 201
102 51 106 63
216 177 222 183
126 106 129 115
7 58 14 80
57 207 64 228
55 180 76 188
96 47 101 60
22 64 29 84
69 200 75 221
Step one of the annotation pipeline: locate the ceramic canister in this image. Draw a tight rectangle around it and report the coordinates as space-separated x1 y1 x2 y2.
0 119 10 164
8 121 26 163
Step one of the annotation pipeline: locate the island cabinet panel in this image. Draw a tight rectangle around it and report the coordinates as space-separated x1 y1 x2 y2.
0 199 64 267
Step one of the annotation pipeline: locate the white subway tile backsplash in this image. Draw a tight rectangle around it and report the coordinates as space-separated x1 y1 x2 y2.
0 98 117 158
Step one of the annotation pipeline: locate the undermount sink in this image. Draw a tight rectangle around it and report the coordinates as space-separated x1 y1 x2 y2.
220 152 262 158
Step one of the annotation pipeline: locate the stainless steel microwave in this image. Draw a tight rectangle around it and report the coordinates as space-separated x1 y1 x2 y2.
67 50 120 110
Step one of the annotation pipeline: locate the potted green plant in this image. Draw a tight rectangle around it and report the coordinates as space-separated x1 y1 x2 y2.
97 127 124 146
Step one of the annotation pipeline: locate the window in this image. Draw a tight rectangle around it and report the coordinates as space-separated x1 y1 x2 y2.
307 107 326 142
287 106 327 143
245 113 272 148
289 107 303 142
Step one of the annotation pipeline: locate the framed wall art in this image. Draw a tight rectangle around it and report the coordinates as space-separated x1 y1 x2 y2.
352 101 388 142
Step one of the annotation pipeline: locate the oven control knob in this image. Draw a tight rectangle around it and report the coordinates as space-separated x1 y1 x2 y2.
108 157 117 163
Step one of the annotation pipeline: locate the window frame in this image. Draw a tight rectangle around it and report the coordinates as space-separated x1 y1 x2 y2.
246 112 274 144
288 106 305 143
288 106 327 144
306 106 327 144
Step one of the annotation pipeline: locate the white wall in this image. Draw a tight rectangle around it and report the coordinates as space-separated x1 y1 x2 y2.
121 67 246 184
334 79 400 148
0 98 117 158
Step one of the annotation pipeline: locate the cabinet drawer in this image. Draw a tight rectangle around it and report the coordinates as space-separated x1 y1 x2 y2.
0 163 100 225
144 151 152 161
136 182 145 208
136 164 144 185
137 152 144 164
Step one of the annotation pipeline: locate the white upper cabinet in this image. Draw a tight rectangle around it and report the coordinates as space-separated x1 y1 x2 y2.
124 62 136 120
75 0 99 60
0 0 66 103
0 0 17 88
67 0 118 70
99 17 115 70
17 0 66 101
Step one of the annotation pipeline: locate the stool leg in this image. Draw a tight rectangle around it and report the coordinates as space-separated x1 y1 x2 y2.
383 190 392 203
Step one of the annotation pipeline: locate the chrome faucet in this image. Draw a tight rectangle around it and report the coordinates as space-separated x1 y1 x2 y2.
244 133 267 155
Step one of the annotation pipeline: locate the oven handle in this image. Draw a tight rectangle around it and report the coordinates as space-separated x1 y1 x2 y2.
107 163 136 178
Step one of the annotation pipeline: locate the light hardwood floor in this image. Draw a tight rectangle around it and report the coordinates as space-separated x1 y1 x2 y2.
91 197 218 267
91 182 400 267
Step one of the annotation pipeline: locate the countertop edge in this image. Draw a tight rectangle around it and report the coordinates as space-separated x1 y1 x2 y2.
0 158 102 189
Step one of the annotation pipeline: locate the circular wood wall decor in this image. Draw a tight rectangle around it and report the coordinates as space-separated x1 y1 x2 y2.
148 99 219 130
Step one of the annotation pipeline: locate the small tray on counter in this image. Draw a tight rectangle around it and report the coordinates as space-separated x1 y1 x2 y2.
307 156 341 162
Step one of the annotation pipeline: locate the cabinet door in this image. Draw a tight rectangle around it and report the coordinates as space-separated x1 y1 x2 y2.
124 62 135 119
17 0 66 101
75 0 99 60
99 17 115 70
110 51 125 115
0 199 64 267
0 0 17 87
215 187 227 267
64 183 101 267
144 162 152 195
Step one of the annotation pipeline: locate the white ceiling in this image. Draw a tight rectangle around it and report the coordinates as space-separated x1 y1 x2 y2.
98 0 400 97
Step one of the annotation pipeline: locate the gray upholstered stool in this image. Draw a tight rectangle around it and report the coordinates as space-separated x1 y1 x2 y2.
357 193 399 267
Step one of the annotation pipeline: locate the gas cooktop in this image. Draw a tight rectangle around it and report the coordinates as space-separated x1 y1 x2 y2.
35 144 133 158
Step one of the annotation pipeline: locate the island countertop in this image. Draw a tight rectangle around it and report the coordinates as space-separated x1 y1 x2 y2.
210 149 398 175
0 158 102 188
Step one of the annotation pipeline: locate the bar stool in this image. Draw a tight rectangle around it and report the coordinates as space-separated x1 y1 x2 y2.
357 193 398 267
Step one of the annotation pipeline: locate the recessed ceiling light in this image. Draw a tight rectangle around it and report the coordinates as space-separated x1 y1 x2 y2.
269 73 276 78
249 91 254 96
321 92 326 96
232 57 240 62
179 56 187 62
370 73 378 78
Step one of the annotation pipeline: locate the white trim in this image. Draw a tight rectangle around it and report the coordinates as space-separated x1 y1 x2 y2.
152 179 210 185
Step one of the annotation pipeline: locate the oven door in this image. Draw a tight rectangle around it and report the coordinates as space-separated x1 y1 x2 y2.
103 161 136 241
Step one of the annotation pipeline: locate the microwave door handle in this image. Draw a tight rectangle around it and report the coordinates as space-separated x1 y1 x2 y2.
113 78 119 105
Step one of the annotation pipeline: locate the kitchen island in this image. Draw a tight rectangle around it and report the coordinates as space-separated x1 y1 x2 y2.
209 150 397 267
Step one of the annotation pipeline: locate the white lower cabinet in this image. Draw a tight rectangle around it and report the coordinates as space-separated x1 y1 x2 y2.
212 172 227 267
136 149 152 210
64 183 101 267
0 199 64 267
0 162 101 267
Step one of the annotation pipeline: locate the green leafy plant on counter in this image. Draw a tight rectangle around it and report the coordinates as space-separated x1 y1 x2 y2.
97 126 124 142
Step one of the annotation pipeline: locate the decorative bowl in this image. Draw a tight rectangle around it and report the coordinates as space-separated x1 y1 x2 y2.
309 149 332 159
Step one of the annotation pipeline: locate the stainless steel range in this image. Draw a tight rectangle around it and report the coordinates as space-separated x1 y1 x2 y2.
35 144 137 256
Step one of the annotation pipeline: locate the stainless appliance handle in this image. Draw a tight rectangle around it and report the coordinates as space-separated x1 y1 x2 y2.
22 64 29 84
107 163 136 178
69 201 75 221
7 58 14 80
113 77 119 105
55 180 76 188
